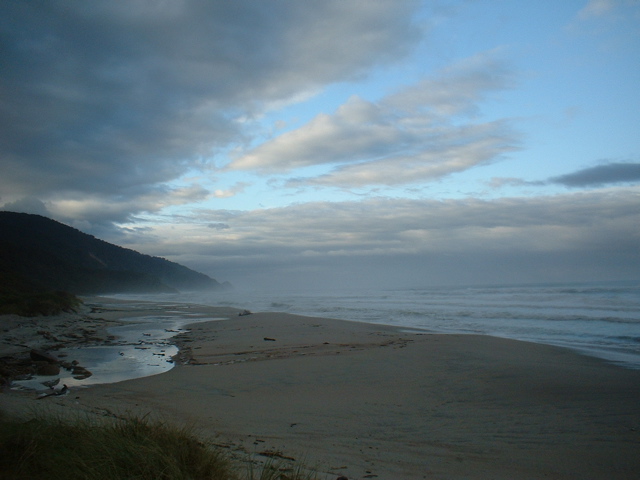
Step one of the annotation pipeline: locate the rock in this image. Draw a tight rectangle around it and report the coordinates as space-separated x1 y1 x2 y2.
30 349 59 364
36 331 59 341
263 337 276 342
72 366 92 379
42 378 60 388
36 363 60 376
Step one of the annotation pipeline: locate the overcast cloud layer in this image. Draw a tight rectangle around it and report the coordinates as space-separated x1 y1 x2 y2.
1 1 419 216
1 1 639 289
135 187 640 289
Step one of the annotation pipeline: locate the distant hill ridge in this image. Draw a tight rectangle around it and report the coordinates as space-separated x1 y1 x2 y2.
0 211 225 294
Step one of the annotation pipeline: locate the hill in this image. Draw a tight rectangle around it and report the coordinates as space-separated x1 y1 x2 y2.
0 211 225 295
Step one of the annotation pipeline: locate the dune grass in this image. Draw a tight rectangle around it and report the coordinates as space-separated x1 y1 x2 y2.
0 413 235 480
0 412 322 480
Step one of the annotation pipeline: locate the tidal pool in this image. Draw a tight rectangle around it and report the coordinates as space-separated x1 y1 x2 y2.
14 314 224 391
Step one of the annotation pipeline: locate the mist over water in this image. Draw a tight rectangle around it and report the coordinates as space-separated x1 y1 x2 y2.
123 281 640 369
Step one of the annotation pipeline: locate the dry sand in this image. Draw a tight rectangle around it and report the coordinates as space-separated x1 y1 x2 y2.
2 298 640 479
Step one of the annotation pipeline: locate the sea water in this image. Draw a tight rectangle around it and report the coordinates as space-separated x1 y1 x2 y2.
141 281 640 369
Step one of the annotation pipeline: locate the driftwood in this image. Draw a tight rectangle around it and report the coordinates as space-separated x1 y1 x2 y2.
36 384 69 399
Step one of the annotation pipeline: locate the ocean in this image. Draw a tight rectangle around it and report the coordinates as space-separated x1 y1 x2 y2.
127 281 640 370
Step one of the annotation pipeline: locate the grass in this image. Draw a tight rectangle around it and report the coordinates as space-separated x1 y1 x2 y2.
0 413 235 480
0 290 82 316
0 413 322 480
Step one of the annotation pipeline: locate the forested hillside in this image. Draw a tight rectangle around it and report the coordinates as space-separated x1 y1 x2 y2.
0 212 224 295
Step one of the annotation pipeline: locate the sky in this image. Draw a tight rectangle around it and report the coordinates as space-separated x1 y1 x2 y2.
1 0 639 291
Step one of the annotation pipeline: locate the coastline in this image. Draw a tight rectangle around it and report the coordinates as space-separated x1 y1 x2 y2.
2 297 640 479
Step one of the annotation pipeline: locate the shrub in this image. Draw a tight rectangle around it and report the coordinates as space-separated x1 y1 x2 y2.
0 290 82 316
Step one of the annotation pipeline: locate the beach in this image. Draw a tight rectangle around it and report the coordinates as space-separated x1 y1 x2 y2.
2 298 640 479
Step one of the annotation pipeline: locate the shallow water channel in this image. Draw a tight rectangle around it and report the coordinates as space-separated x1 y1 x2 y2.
14 313 224 391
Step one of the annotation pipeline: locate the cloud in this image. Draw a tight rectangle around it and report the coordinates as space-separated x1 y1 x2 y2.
229 53 519 187
208 223 230 231
486 162 640 191
486 177 543 189
573 0 640 25
0 1 422 222
194 189 640 256
383 50 515 116
0 197 51 217
550 162 640 187
295 120 517 188
575 0 640 19
133 187 640 288
213 182 249 199
37 183 210 231
577 0 618 19
229 96 410 172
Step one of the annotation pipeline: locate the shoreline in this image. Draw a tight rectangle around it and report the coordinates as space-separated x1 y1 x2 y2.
2 297 640 479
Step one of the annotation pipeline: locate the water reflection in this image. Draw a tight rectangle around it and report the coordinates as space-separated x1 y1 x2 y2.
14 314 223 391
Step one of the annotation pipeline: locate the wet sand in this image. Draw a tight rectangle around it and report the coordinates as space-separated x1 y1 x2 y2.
2 299 640 479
